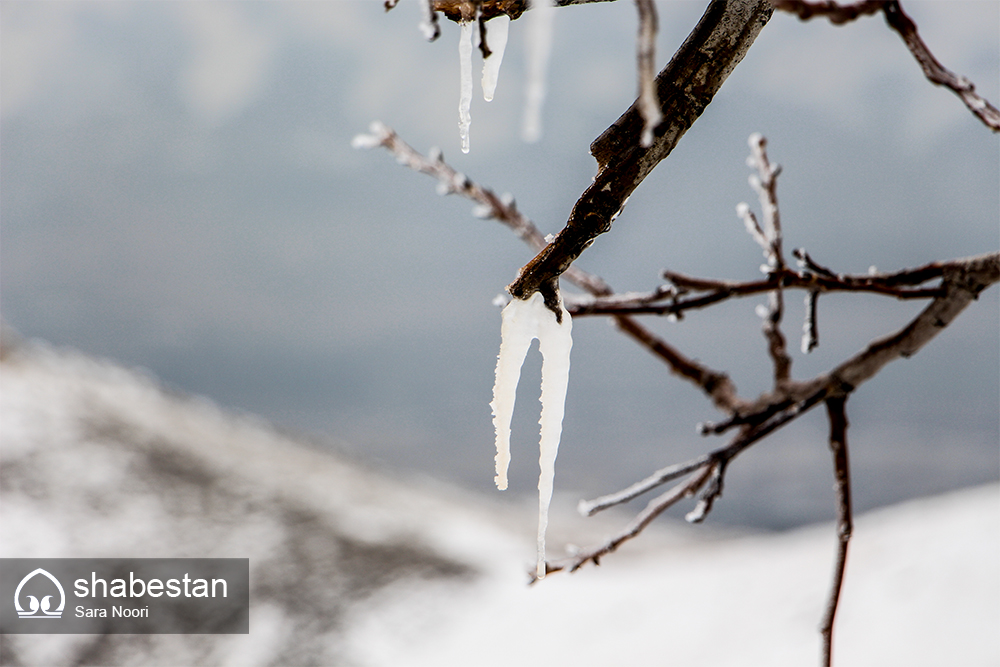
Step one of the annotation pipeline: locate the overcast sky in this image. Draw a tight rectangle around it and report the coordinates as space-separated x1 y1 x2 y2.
2 0 997 528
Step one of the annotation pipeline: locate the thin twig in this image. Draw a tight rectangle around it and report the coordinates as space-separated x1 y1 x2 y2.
820 395 853 667
578 454 714 516
882 1 1000 132
535 465 715 581
744 133 792 385
802 289 820 353
567 264 949 317
772 0 1000 132
771 0 884 24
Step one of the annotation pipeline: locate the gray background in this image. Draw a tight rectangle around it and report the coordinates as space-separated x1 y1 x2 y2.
2 1 997 528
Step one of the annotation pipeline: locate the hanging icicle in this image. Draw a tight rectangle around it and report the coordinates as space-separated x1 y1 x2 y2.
491 291 573 579
481 15 510 102
522 0 556 143
458 19 478 154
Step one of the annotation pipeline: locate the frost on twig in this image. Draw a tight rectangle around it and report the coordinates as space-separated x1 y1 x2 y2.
772 0 1000 132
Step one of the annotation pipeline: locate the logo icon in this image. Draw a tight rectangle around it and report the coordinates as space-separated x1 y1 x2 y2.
14 568 65 619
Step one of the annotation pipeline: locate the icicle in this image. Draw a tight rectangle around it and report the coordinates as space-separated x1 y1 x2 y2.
458 20 477 154
490 291 573 579
522 0 555 143
481 15 510 102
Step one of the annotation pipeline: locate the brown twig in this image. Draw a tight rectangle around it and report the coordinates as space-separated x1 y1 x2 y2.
770 0 883 24
821 395 853 667
882 1 1000 132
772 0 1000 132
568 263 949 317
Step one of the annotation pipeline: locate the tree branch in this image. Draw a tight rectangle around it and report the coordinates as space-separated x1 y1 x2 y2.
772 0 1000 132
820 394 853 667
507 0 774 304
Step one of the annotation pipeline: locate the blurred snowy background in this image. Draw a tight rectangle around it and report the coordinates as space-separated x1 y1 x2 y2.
2 337 997 665
1 1 997 528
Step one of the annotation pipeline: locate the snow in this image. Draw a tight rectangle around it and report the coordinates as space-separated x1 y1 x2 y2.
481 15 509 102
491 291 573 578
1 337 997 666
458 20 477 154
522 0 556 143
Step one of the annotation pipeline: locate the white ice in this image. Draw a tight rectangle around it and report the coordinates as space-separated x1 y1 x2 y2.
521 0 555 143
490 291 572 579
481 15 509 102
458 20 477 154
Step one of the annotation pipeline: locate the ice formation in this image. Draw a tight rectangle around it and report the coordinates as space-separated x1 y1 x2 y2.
491 291 573 579
481 15 510 102
522 0 555 143
458 20 478 154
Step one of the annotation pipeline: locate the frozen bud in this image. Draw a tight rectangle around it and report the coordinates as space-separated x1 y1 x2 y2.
868 265 879 275
428 146 443 163
755 303 770 319
472 203 493 219
350 133 381 150
736 202 751 219
544 233 555 244
500 192 515 208
748 132 764 148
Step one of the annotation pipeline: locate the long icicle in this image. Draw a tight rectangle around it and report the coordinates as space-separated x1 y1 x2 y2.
482 15 510 102
491 291 572 579
522 0 556 143
458 20 477 153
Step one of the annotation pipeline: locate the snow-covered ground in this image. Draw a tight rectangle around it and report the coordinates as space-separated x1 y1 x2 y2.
1 334 997 666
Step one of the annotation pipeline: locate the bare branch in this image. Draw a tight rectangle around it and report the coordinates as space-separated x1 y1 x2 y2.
820 395 853 667
428 0 617 24
802 289 820 353
881 0 1000 132
770 0 883 24
830 252 999 389
507 0 774 304
744 133 792 384
568 257 952 317
578 453 713 516
353 121 746 413
535 465 714 581
772 0 1000 132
